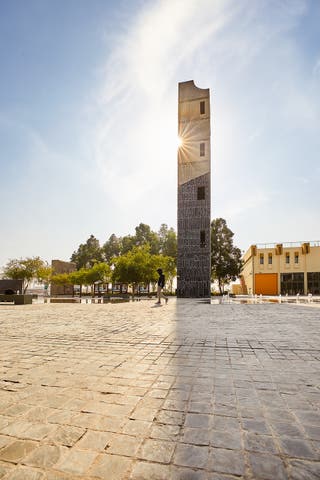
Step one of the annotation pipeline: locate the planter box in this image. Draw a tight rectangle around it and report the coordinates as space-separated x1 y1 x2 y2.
0 294 33 305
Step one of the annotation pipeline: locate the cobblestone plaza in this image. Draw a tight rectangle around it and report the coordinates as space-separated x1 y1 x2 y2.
0 300 319 479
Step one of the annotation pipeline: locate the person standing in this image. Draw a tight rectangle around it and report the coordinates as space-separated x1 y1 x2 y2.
156 268 168 304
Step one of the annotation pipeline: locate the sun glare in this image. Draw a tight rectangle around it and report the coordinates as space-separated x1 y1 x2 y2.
177 136 183 148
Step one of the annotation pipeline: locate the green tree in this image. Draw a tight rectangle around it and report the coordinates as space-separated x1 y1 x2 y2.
162 256 177 293
102 234 122 262
71 234 103 269
112 245 162 295
158 224 177 258
52 269 91 297
120 235 136 254
3 256 49 293
37 264 53 292
69 269 90 296
211 218 242 294
134 223 160 254
85 263 111 296
51 273 72 288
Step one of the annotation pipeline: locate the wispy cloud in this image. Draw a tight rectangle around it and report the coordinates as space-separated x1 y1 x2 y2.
86 0 318 245
90 0 243 211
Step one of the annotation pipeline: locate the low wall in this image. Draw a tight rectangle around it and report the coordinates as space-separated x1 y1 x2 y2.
50 298 80 303
0 294 33 305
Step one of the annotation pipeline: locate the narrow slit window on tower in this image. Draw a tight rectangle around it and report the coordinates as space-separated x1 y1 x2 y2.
260 254 264 265
200 230 206 247
268 253 272 264
200 142 205 157
197 186 205 200
200 101 205 114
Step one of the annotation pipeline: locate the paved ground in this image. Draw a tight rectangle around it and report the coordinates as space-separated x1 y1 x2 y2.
0 299 319 480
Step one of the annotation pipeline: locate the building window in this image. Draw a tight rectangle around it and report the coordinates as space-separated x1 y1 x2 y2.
200 142 205 157
200 101 205 115
281 273 304 295
259 254 264 265
200 230 206 247
197 186 205 200
285 253 290 264
294 252 299 264
268 253 272 265
307 272 320 295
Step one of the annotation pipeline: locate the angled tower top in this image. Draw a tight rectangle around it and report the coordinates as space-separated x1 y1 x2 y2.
178 80 209 101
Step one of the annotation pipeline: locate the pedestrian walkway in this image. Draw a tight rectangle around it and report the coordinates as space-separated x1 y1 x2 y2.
0 299 319 479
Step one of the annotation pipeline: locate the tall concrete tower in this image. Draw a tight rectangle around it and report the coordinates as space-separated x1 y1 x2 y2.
177 80 211 298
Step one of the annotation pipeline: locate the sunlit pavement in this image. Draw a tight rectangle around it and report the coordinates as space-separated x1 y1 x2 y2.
0 299 319 479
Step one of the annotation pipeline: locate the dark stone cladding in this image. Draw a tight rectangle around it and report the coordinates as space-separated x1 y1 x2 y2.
177 172 211 298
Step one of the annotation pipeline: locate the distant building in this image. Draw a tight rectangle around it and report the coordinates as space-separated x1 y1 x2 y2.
177 80 211 298
51 260 76 296
241 242 320 295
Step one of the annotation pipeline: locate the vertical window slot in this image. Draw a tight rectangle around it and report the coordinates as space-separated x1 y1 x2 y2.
200 142 205 157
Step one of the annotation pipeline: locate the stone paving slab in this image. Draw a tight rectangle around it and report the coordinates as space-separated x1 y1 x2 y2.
0 299 318 479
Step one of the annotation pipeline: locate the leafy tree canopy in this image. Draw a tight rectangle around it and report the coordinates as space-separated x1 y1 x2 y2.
120 234 136 255
85 262 111 285
37 266 53 286
134 223 160 254
51 272 72 286
71 234 104 269
211 218 242 294
52 263 112 296
3 256 49 293
102 234 122 262
68 269 91 286
158 223 177 258
161 255 177 292
71 224 177 271
119 223 161 256
112 245 171 289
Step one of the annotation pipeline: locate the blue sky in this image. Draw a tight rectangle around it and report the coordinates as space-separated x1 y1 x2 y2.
1 0 320 269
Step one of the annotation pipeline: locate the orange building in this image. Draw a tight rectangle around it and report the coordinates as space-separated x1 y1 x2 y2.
241 242 320 295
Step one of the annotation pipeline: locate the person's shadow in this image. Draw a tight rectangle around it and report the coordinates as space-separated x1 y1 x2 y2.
151 304 162 308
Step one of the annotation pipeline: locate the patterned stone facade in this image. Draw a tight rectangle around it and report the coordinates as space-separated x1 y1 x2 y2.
177 80 211 298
